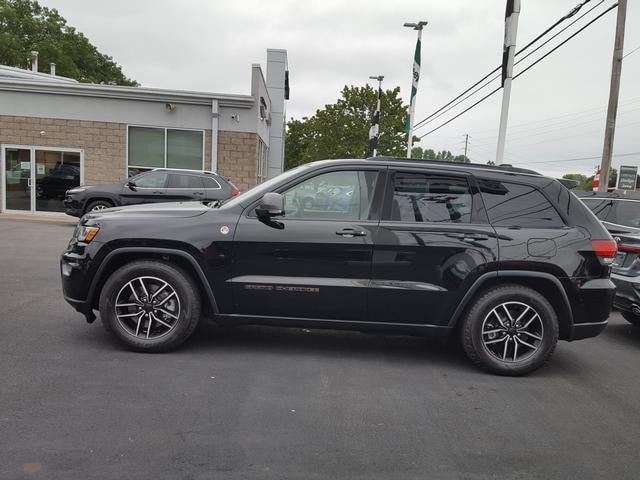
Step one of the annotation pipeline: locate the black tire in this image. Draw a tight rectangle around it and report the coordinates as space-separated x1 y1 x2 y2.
460 284 559 376
621 311 640 327
99 260 201 352
85 199 113 214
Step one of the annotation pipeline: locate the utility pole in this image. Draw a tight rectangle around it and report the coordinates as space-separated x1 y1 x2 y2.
464 134 469 160
496 0 521 165
404 20 428 158
599 0 627 192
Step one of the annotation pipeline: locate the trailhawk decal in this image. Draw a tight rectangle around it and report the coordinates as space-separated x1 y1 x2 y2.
244 284 320 293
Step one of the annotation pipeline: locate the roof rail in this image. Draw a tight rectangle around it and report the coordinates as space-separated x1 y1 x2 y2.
366 156 540 175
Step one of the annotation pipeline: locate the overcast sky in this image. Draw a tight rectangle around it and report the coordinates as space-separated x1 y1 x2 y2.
40 0 640 178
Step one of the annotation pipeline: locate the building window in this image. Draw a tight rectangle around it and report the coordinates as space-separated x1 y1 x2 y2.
257 138 269 184
127 126 204 177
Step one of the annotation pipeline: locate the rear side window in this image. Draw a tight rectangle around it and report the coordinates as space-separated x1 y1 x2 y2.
203 176 222 189
612 201 640 228
389 173 472 223
168 174 204 189
478 179 564 228
581 198 614 222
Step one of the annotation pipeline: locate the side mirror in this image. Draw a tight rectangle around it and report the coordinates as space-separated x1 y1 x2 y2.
126 180 137 191
256 192 284 219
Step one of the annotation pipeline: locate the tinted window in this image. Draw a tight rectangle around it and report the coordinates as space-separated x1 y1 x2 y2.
389 173 472 223
612 201 640 228
478 180 564 228
134 172 168 189
582 198 614 222
202 176 222 189
168 173 204 189
282 170 378 221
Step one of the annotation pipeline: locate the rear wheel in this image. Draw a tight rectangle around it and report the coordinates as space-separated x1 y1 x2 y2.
85 199 113 214
99 260 201 352
460 285 559 376
621 311 640 327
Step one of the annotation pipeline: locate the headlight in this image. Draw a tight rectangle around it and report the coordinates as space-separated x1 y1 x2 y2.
76 226 100 243
67 187 86 194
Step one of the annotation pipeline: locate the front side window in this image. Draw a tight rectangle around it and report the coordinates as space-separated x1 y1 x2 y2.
281 170 378 221
478 179 565 228
133 172 168 189
128 126 203 176
388 173 472 223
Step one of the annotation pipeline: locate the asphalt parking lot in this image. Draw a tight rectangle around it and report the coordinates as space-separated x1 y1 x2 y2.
1 218 639 480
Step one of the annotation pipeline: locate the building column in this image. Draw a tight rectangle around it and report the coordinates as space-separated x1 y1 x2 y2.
211 99 219 172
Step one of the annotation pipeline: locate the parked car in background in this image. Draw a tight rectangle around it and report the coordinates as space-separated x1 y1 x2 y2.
63 168 240 217
36 163 81 199
61 157 616 376
578 191 640 326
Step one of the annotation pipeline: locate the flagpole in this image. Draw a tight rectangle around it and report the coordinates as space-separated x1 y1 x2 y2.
496 0 521 165
368 75 384 157
404 20 428 158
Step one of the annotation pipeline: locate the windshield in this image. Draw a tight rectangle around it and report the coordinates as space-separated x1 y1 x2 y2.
219 164 314 208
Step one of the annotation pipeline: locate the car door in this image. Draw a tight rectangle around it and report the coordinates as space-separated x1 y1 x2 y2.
120 171 168 205
165 173 206 202
369 169 498 326
231 166 384 321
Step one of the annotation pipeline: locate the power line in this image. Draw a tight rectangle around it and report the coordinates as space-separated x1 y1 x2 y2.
412 0 605 131
418 3 618 139
622 44 640 59
513 3 619 81
512 151 640 165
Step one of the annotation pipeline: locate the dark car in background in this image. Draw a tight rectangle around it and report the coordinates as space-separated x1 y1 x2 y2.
36 163 81 200
61 157 616 376
63 168 240 217
578 191 640 326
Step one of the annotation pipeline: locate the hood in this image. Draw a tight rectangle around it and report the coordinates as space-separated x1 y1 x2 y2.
82 201 211 222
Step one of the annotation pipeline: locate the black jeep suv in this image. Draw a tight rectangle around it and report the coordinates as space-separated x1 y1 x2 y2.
63 168 239 217
61 158 617 375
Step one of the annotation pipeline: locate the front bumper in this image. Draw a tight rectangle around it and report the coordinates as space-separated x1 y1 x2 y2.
60 247 99 322
63 196 84 217
611 272 640 314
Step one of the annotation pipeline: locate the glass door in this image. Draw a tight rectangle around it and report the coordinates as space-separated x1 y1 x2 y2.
2 146 83 214
3 147 33 212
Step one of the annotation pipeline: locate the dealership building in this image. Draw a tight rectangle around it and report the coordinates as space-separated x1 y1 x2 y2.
0 49 289 215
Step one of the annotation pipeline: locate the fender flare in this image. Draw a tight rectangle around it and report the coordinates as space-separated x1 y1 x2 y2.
448 270 573 328
87 247 219 313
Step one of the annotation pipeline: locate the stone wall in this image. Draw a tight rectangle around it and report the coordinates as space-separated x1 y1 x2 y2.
0 116 258 189
217 130 259 191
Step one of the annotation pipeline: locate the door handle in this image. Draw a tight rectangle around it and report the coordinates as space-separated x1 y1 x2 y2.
194 192 204 196
152 191 163 195
336 228 367 237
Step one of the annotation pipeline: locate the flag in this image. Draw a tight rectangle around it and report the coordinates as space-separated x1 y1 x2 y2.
501 0 520 86
369 86 381 155
405 35 421 134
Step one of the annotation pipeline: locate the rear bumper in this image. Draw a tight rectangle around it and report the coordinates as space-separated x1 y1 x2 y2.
569 278 616 340
611 272 640 314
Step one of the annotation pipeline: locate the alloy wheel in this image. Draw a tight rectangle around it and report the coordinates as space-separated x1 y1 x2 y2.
115 276 181 340
91 204 107 212
481 301 544 363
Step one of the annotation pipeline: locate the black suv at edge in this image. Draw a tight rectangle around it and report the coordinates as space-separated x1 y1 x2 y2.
63 168 240 217
61 158 617 375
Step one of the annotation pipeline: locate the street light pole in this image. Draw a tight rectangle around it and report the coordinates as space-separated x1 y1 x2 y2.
404 20 428 158
368 75 384 157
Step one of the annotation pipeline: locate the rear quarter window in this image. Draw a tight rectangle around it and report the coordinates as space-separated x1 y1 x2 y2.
478 179 565 228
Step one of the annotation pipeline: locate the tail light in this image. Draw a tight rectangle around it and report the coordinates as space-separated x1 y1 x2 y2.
231 188 241 197
591 240 618 264
618 244 640 254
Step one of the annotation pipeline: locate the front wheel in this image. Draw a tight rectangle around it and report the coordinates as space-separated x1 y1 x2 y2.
460 285 559 376
99 260 201 352
621 310 640 327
